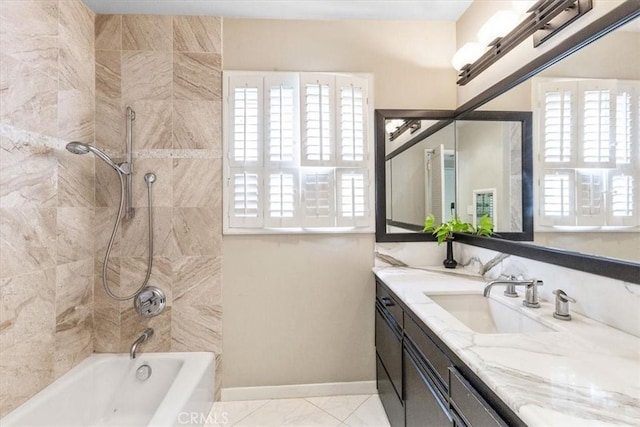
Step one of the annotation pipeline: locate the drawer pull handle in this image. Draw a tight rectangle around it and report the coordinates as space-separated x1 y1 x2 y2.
381 297 394 307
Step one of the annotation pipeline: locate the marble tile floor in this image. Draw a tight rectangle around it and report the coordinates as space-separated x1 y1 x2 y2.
204 394 391 427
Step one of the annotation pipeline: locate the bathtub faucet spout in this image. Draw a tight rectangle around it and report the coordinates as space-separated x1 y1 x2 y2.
130 328 154 359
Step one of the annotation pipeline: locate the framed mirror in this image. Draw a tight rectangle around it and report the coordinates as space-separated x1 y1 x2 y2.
392 2 640 284
376 110 533 242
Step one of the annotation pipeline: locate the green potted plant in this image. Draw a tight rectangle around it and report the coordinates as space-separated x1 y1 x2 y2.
423 214 494 268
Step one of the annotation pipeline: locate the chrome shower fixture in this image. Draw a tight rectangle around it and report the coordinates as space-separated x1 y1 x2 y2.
65 142 130 175
65 107 155 302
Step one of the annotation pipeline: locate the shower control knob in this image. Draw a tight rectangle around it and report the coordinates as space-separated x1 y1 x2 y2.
134 286 166 317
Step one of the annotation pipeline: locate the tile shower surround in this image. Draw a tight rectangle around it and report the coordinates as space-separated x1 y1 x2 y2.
94 14 223 396
0 0 96 416
0 9 223 416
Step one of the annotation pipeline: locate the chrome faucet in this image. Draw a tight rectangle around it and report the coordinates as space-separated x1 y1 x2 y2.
130 327 154 359
483 278 543 308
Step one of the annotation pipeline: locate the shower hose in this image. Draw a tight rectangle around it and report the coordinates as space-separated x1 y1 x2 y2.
102 172 154 301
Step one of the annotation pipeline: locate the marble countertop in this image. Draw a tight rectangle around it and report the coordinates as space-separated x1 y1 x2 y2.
374 266 640 427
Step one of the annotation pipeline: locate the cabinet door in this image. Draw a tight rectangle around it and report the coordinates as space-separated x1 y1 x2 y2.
404 346 452 427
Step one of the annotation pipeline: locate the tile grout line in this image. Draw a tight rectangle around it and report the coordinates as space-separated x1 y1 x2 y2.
342 394 376 426
226 399 271 427
303 397 350 425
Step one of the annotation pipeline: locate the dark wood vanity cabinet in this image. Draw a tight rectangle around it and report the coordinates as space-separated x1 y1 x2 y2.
375 279 522 427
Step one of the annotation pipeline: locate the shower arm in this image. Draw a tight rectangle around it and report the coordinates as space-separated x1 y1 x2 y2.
125 107 135 220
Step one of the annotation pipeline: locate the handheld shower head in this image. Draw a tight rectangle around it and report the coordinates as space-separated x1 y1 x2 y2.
65 141 91 155
65 142 129 175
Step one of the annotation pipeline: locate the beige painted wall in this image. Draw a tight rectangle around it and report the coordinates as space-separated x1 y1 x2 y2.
222 18 457 388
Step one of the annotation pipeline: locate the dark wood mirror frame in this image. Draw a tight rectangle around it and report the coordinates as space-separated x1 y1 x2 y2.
375 0 640 284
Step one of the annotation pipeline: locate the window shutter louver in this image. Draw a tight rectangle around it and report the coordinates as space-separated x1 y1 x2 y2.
229 169 263 228
540 171 575 226
608 173 637 226
229 76 263 167
265 75 299 167
301 74 335 166
336 76 368 165
616 89 633 165
576 171 606 225
265 170 299 228
336 169 369 227
579 81 615 167
541 82 576 165
301 169 335 227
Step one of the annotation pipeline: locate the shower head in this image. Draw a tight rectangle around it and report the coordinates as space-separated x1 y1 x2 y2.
65 142 129 175
65 141 91 155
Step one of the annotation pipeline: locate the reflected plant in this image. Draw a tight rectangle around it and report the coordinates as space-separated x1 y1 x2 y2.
423 214 494 244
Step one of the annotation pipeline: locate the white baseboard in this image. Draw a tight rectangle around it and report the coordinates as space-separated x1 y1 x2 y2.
221 381 377 402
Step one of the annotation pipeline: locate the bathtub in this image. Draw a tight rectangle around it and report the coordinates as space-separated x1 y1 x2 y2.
1 352 215 427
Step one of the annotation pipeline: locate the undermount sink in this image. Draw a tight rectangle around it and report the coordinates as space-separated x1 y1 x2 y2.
425 293 555 334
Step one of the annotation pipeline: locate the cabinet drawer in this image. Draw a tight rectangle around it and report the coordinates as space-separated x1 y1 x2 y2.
375 305 403 399
405 314 451 392
376 281 403 329
449 368 506 427
377 355 404 427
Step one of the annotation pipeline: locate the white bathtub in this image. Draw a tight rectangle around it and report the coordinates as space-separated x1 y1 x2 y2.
1 352 215 427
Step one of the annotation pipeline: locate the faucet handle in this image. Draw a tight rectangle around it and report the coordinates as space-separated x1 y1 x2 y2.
553 289 576 320
552 289 575 303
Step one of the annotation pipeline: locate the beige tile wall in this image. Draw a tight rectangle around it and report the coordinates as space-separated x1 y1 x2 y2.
0 0 96 417
93 14 223 396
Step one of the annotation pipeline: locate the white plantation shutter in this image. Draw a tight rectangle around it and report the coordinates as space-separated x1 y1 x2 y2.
536 78 639 229
228 76 263 167
579 81 615 167
616 87 633 165
576 171 606 226
301 74 335 165
265 74 299 167
608 173 637 226
229 169 263 228
224 71 373 233
336 76 368 165
540 170 574 226
336 169 369 227
301 169 335 227
540 81 577 165
265 170 299 228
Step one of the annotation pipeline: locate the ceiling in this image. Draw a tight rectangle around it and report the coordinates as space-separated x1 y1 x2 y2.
82 0 473 21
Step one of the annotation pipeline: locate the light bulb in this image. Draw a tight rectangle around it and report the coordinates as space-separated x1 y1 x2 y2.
451 42 486 71
477 10 521 45
511 0 536 14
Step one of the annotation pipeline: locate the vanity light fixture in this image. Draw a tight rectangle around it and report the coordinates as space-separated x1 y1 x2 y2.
455 0 593 85
389 120 422 142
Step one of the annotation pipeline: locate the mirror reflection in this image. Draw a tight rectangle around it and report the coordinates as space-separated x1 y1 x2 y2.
478 16 640 262
388 123 455 231
384 113 530 238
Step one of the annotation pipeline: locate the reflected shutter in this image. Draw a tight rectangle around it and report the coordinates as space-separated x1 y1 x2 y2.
540 170 575 226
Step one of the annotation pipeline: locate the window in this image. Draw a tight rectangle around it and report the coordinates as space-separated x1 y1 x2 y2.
536 79 639 228
223 72 373 233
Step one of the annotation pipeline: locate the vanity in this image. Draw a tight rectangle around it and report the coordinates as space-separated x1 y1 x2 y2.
374 267 640 427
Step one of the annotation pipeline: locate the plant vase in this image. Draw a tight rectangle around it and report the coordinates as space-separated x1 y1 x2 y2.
443 239 457 269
